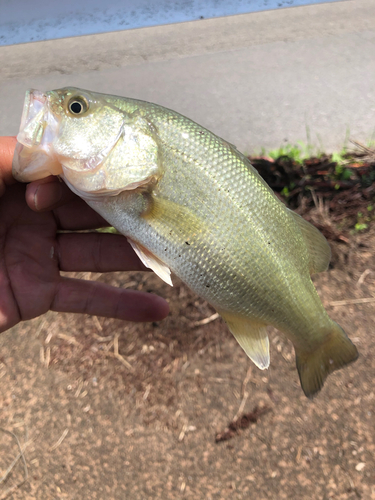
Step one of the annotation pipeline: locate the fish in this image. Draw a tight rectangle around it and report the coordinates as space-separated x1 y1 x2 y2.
12 87 359 398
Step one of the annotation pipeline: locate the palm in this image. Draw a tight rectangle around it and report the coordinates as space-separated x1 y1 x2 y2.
0 183 168 333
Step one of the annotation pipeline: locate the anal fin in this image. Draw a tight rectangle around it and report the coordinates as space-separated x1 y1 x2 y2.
219 311 270 369
128 239 173 286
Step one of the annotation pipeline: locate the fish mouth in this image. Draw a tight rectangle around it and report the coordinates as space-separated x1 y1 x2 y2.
17 90 48 148
12 89 62 182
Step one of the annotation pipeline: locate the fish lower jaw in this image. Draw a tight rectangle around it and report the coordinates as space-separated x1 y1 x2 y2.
12 143 63 182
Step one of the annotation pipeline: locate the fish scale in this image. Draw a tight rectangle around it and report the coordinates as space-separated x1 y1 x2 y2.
12 87 359 397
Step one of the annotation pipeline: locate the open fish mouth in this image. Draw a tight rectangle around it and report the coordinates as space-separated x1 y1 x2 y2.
12 89 62 181
17 90 49 147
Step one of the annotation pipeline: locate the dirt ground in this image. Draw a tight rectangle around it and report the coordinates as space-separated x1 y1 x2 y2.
0 224 374 499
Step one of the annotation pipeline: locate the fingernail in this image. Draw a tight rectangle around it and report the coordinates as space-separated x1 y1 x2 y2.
34 181 63 210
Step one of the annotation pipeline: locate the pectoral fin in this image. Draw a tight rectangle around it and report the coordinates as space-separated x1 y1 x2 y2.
144 194 205 237
219 311 270 369
128 239 173 286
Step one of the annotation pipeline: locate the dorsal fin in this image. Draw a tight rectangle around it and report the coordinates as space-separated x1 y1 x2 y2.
288 209 331 274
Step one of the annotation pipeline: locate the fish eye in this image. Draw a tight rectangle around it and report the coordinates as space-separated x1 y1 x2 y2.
67 96 89 116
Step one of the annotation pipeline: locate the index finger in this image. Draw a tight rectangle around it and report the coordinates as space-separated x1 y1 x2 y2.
26 175 113 230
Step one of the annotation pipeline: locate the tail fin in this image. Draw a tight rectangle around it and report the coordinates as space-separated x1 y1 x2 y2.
296 322 358 398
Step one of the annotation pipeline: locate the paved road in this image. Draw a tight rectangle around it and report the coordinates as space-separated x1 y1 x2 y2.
0 0 341 46
1 0 374 153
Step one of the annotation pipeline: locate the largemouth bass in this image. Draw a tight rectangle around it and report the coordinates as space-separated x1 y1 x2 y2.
12 88 358 397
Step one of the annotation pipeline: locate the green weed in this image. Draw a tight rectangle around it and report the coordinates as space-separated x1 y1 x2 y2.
352 208 374 232
354 222 368 232
267 142 317 165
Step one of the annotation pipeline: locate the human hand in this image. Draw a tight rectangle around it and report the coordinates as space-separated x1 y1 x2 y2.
0 137 169 333
0 136 17 196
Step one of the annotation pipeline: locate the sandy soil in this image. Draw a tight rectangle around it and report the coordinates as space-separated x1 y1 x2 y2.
0 227 374 500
